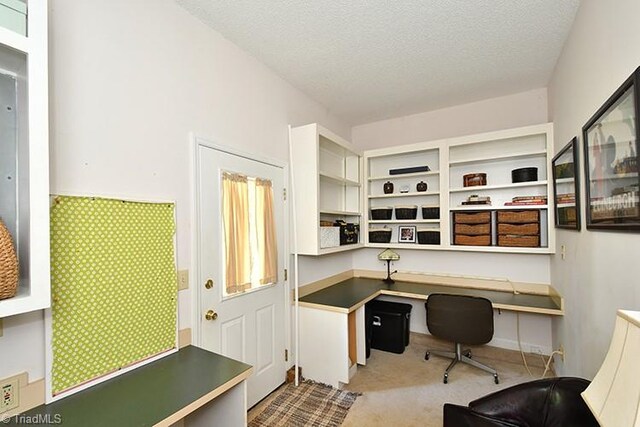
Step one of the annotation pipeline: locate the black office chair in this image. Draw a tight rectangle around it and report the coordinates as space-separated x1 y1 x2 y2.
425 293 499 384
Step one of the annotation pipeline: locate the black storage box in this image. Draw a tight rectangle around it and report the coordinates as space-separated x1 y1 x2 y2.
512 167 538 183
395 205 418 220
371 207 393 220
367 300 412 354
421 206 440 219
336 222 359 245
417 229 440 245
369 228 391 243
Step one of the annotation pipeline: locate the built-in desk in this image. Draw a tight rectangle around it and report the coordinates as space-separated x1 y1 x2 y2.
8 346 252 427
297 272 563 388
300 277 563 315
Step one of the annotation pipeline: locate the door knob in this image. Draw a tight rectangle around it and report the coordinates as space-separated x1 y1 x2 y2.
205 279 214 289
205 310 218 321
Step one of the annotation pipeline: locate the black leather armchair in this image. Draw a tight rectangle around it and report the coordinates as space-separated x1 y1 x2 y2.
443 377 599 427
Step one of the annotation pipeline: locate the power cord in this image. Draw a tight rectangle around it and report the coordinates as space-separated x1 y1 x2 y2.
516 312 564 378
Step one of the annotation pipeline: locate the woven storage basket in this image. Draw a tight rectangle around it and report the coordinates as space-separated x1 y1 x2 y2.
0 219 19 300
455 223 491 236
453 211 491 224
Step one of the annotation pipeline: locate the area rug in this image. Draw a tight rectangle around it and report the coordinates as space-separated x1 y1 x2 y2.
248 380 361 427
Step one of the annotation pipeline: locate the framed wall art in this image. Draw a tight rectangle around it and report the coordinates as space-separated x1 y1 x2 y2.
552 137 581 230
398 226 416 243
583 67 640 231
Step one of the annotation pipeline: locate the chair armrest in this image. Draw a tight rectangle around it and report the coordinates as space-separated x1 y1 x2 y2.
468 377 598 427
443 404 519 427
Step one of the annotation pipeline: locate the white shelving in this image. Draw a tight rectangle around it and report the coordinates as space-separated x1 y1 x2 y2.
0 2 50 317
448 150 547 166
363 123 555 254
449 180 548 193
451 205 549 211
368 219 440 224
290 123 363 256
368 191 439 199
368 171 439 181
320 172 360 187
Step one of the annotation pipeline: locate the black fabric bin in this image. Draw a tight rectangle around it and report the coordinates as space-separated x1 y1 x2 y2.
367 300 412 354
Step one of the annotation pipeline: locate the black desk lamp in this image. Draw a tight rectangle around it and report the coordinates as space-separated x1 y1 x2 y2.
378 249 399 284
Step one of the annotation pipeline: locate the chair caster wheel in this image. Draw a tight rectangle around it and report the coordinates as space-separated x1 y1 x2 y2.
425 352 430 361
494 375 499 385
443 374 448 384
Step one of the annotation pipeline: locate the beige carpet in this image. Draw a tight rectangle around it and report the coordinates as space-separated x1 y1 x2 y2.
249 332 551 426
341 333 551 427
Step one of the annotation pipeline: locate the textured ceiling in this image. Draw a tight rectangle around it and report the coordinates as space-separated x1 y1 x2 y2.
175 0 580 125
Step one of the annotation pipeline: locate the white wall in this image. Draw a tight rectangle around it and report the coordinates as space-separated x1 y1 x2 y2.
548 0 640 378
0 0 350 383
352 88 548 149
351 89 554 354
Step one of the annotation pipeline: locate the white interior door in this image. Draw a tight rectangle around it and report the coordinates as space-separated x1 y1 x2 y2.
197 144 286 408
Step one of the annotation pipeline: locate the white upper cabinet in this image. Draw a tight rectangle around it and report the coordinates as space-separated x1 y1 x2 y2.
290 123 363 255
0 1 50 317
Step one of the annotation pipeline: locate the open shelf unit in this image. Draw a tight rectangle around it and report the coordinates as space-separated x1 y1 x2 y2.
290 123 363 255
363 123 555 253
0 2 50 317
364 144 443 249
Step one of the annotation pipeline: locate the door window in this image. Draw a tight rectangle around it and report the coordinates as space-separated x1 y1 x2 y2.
221 171 278 297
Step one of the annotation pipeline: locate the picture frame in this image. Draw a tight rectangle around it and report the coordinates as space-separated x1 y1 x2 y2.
552 137 581 230
398 226 416 243
583 66 640 231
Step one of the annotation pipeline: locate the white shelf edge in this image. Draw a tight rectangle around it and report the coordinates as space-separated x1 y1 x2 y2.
317 243 364 255
0 287 48 318
365 243 553 254
450 205 548 211
0 26 29 53
319 172 360 187
368 219 440 224
320 210 361 216
368 171 440 181
449 150 546 166
369 191 440 199
449 180 548 193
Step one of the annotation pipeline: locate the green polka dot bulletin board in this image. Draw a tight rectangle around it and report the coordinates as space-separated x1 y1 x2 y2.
50 196 178 395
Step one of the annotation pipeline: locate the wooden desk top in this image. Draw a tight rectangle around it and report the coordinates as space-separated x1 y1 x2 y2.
299 277 563 315
9 346 252 427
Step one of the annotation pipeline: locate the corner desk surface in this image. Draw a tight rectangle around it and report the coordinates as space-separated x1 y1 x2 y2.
11 346 252 427
299 277 562 315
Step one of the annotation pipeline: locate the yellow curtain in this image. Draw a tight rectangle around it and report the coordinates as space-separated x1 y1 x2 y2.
255 178 278 285
222 172 252 294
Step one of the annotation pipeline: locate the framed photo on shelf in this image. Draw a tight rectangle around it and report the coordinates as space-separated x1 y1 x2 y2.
398 226 416 243
552 137 581 230
583 66 640 231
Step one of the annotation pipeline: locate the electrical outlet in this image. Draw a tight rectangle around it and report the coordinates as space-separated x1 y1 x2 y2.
561 245 566 260
0 375 19 413
177 270 189 291
559 345 565 362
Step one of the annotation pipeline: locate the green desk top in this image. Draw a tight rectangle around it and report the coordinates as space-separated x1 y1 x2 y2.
9 346 252 427
299 277 562 314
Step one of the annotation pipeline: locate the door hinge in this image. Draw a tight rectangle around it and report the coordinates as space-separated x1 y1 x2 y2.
283 188 287 201
285 349 288 362
284 269 288 281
